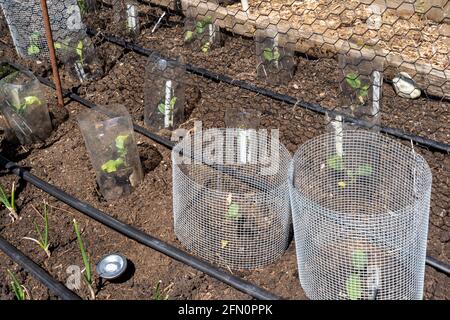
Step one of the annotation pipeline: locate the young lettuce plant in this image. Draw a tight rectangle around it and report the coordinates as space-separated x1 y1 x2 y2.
23 202 51 258
326 154 373 188
73 219 95 300
345 72 370 105
184 16 214 53
0 182 18 222
7 269 29 300
262 47 280 63
101 134 130 173
27 32 41 56
12 96 42 115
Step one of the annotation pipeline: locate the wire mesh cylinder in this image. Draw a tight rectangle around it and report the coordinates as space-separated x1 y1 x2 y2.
290 130 432 300
172 128 292 269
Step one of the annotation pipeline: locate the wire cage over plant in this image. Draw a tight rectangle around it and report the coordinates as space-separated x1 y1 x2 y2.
0 0 88 61
172 128 292 269
289 130 432 300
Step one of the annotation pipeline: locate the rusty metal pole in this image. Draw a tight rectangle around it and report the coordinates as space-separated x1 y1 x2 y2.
39 0 64 107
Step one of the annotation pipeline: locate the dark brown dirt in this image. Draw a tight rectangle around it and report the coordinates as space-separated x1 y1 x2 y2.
0 6 448 300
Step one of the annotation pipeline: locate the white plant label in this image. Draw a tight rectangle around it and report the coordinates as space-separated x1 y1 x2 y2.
372 70 381 119
238 129 248 164
126 4 138 31
273 34 279 69
66 5 83 31
331 115 343 157
241 0 249 12
74 61 87 82
164 80 173 128
208 23 216 44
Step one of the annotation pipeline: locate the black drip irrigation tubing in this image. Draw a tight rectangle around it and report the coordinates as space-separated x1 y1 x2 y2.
0 155 281 300
8 60 450 277
0 236 81 300
86 28 450 155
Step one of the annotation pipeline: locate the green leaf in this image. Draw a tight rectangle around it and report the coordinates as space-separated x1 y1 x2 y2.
115 134 129 150
54 42 62 49
30 32 40 42
184 30 194 43
226 202 239 219
345 72 361 89
73 219 91 285
273 50 281 61
201 42 211 53
76 40 84 61
158 103 166 114
359 84 370 97
7 270 25 300
195 21 205 34
263 48 274 62
352 249 368 271
170 96 177 109
327 154 344 171
201 16 213 26
23 96 42 107
355 164 373 177
27 45 40 56
101 158 124 173
346 274 362 300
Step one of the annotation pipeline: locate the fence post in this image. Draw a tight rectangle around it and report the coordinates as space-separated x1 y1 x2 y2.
39 0 64 108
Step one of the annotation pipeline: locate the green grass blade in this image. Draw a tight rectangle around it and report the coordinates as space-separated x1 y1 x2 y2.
73 219 91 284
10 182 15 211
7 270 25 300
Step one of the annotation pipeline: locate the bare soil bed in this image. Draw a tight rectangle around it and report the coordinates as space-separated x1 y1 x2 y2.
0 7 448 300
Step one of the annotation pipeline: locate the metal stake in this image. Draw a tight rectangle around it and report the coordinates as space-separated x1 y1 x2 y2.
39 0 64 107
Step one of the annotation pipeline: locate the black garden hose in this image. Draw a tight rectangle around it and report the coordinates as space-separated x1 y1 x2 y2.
86 28 450 154
0 154 282 300
0 236 81 300
426 255 450 276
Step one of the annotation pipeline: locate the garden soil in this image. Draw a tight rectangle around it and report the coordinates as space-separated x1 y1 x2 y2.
0 8 448 300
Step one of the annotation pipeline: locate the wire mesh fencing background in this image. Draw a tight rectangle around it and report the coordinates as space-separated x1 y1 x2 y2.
0 0 88 61
289 130 432 300
172 129 292 269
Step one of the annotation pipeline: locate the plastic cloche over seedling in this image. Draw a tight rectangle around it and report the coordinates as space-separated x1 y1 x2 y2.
255 25 295 85
78 104 143 201
183 8 223 54
111 0 140 37
54 36 104 82
337 53 384 132
144 54 185 131
0 64 52 145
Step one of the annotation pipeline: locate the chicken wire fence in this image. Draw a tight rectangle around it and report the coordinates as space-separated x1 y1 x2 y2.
289 130 432 300
0 0 89 61
172 129 292 269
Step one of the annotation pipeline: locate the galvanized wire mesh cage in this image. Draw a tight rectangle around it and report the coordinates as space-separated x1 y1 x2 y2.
289 130 432 300
172 128 292 269
0 0 87 61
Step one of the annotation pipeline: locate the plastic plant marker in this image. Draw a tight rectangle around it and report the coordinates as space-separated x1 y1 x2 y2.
352 250 368 271
327 154 344 171
164 80 173 128
226 202 239 220
126 3 138 32
346 274 362 300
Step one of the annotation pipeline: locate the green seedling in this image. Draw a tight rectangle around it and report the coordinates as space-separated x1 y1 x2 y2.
73 219 95 300
201 41 211 53
263 47 281 63
100 134 131 173
184 16 215 53
226 202 239 220
195 16 213 34
76 40 85 64
158 96 177 115
0 182 18 222
153 280 169 300
77 0 88 16
23 203 50 258
352 249 368 272
346 273 362 300
7 270 29 300
345 72 370 104
326 154 373 187
27 32 40 56
13 96 42 114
